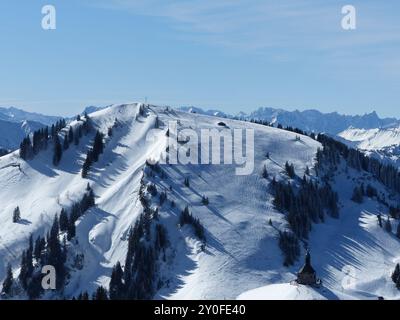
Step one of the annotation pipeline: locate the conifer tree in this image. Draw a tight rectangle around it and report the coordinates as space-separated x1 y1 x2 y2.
385 217 392 233
82 151 93 178
184 177 190 187
63 134 70 150
67 219 76 241
285 162 295 178
262 165 269 179
59 208 69 232
1 264 14 297
53 135 63 166
392 264 400 284
68 126 74 143
34 236 44 262
351 186 363 203
93 286 109 300
92 131 104 162
109 262 124 300
12 206 21 223
377 214 383 228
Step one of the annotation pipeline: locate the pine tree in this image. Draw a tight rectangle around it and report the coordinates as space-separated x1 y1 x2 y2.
92 131 104 162
12 206 21 223
53 135 63 166
184 177 190 187
262 165 269 179
63 134 69 150
68 126 74 143
351 186 363 203
385 217 392 233
392 264 400 284
26 273 43 300
82 151 93 178
67 219 76 241
285 162 295 178
109 262 124 300
93 286 109 300
74 128 80 145
59 208 69 232
34 236 44 262
1 264 14 297
47 215 67 290
377 214 383 228
19 250 32 290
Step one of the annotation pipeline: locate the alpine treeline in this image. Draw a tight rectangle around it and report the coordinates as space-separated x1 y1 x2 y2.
103 173 170 300
273 176 339 240
317 134 400 194
20 114 93 166
180 206 206 241
20 119 66 160
272 173 339 265
1 187 96 300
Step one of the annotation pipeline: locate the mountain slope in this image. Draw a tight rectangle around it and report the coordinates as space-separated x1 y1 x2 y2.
0 119 49 152
338 126 400 167
1 103 400 300
0 107 60 126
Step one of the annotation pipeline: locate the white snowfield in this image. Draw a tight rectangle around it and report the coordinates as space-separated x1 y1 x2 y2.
339 126 400 151
0 103 399 300
237 283 343 300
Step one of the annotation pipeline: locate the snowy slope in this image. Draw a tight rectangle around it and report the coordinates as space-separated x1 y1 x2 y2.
338 126 400 166
0 119 48 152
339 127 400 151
1 103 400 300
237 283 351 300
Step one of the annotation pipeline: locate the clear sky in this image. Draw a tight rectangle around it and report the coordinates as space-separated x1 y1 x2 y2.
0 0 399 117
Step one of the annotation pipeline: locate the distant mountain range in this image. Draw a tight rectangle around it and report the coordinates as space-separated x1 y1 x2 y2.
0 107 61 126
0 107 61 152
178 106 399 136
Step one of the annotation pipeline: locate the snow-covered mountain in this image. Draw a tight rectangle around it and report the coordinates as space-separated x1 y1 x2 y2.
179 106 399 136
179 105 400 168
0 107 62 153
0 107 60 126
1 103 400 300
0 119 48 153
338 126 400 166
245 108 398 135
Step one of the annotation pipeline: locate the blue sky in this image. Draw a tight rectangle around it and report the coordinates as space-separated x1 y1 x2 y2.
0 0 399 117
